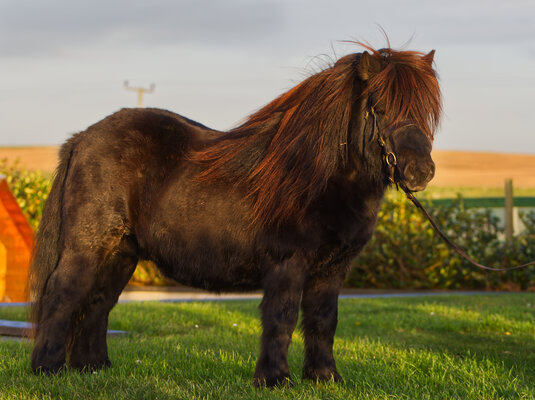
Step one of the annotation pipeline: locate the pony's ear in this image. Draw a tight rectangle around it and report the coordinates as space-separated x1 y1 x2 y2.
357 51 381 81
423 50 435 66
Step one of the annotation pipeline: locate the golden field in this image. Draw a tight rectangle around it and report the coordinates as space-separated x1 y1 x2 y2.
1 146 534 190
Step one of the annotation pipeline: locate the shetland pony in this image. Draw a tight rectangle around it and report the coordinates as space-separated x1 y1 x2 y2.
30 44 441 386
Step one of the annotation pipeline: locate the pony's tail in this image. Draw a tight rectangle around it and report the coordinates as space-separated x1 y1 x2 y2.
29 137 77 329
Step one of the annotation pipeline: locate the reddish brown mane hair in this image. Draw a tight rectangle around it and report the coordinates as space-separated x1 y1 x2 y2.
358 43 442 139
190 45 441 228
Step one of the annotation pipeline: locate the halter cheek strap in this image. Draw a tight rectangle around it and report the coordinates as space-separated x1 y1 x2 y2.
365 107 398 185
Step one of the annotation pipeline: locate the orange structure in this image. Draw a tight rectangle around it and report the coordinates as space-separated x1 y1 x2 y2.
0 177 34 302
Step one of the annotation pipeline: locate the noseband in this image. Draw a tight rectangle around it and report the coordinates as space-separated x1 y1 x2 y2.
364 107 535 272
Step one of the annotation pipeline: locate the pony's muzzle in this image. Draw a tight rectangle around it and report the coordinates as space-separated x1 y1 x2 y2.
402 159 435 192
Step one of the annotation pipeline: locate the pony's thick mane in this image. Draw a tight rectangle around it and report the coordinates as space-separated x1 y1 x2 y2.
190 44 441 228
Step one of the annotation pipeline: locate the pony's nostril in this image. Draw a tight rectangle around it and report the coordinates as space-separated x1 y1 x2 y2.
402 160 435 192
403 162 416 181
427 162 435 181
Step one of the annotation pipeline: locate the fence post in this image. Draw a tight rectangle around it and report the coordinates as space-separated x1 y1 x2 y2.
504 179 514 243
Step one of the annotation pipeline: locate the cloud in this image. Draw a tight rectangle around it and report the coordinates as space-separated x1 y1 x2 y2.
4 0 533 61
399 0 535 46
0 0 285 57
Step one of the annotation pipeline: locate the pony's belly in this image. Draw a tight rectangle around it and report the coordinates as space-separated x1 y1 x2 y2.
143 211 263 292
157 257 263 292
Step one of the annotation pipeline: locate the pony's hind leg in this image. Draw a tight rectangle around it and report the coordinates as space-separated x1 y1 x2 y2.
300 269 345 383
31 249 104 373
66 236 138 371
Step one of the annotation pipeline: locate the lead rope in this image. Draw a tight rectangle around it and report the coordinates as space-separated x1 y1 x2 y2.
402 187 535 272
369 107 535 272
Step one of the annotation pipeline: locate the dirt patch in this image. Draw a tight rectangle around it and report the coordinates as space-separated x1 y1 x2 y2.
1 147 534 188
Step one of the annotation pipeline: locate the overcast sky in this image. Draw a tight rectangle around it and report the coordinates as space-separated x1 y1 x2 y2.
1 0 534 154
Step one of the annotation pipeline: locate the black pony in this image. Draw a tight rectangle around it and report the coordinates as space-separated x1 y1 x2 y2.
30 44 441 386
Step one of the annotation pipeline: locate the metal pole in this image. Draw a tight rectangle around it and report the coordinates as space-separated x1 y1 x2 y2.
124 81 155 108
137 89 143 108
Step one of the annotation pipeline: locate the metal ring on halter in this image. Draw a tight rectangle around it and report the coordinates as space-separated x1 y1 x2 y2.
384 152 397 167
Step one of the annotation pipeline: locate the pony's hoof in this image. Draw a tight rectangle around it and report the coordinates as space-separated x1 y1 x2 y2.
31 362 65 375
69 358 111 372
31 348 66 375
303 368 343 383
253 373 293 388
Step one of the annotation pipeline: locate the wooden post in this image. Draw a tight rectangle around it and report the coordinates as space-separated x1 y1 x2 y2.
504 179 514 243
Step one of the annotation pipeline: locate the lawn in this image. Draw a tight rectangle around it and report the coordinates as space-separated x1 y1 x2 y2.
1 294 534 399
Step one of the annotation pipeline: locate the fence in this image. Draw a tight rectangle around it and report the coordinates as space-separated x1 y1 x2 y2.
430 180 535 239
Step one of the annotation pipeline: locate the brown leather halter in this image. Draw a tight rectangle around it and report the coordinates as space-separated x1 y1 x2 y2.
367 107 535 272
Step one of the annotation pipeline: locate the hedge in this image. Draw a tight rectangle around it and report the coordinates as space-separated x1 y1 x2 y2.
2 159 534 290
0 159 51 230
347 191 535 290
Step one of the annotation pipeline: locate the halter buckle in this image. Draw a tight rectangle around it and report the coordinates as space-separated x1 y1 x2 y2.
378 136 385 147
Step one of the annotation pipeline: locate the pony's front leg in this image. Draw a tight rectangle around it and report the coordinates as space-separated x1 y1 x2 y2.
253 254 306 387
300 269 345 383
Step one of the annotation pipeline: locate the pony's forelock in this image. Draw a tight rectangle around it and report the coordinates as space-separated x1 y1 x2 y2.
355 42 442 139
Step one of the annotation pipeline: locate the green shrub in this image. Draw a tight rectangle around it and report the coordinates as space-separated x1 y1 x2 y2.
521 210 535 235
0 158 52 230
346 190 535 290
129 260 171 286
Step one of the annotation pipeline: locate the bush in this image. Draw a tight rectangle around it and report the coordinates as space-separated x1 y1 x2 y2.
129 260 171 286
346 190 535 290
521 210 535 235
0 158 52 230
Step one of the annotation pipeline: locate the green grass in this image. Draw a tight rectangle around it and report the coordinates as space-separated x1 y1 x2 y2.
425 186 535 198
1 294 535 399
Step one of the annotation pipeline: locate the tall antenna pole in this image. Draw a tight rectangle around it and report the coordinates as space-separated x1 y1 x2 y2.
124 81 155 107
